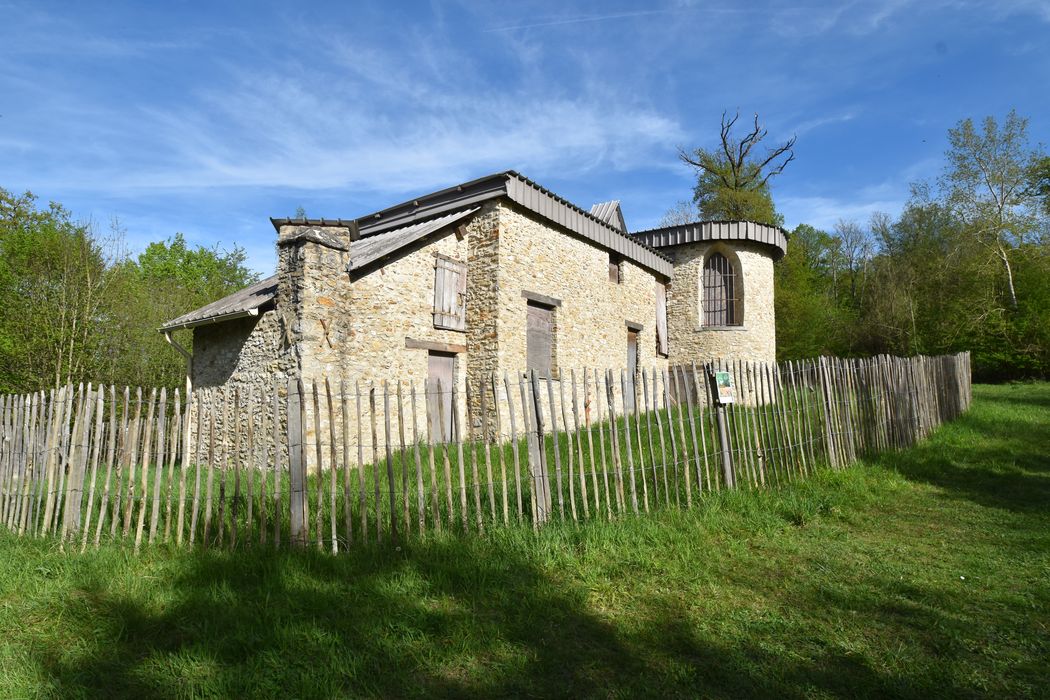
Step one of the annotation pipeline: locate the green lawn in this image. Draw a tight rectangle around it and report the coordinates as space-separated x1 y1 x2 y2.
0 383 1046 698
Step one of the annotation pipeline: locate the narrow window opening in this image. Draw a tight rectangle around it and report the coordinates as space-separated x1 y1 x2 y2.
655 281 668 357
702 252 742 327
608 253 623 284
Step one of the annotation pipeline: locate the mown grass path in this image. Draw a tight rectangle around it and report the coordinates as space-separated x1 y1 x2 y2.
0 383 1046 698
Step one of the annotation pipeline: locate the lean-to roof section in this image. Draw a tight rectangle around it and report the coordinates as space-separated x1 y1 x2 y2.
160 275 278 332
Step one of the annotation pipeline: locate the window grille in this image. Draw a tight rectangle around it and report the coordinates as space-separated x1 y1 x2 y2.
702 252 740 327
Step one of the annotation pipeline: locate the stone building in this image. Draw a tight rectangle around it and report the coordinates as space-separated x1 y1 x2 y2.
631 221 788 367
160 171 786 460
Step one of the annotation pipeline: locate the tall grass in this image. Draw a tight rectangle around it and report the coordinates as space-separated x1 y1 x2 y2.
0 383 1046 697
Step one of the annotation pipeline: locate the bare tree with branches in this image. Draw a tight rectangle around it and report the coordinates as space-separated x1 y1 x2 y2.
677 111 796 226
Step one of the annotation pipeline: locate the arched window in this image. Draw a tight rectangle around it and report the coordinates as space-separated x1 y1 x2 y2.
702 252 742 327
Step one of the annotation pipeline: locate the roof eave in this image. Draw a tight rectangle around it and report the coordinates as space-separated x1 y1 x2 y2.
158 306 263 333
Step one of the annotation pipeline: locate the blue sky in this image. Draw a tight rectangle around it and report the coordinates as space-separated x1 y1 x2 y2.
1 0 1047 274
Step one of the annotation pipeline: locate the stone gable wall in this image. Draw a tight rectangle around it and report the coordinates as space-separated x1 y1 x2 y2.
493 201 668 378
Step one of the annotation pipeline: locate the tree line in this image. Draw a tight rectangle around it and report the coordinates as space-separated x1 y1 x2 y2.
0 190 257 393
675 110 1049 381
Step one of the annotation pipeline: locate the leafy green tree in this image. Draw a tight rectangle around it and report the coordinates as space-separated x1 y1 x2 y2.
678 112 794 226
121 234 259 388
942 110 1045 308
0 188 115 391
1026 155 1050 219
774 224 849 359
0 189 261 391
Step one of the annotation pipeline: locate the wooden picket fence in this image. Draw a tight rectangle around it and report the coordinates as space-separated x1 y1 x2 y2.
0 352 971 553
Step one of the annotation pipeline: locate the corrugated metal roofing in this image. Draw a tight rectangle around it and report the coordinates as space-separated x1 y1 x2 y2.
337 171 673 276
162 171 682 332
589 201 626 232
348 207 479 272
631 220 789 260
160 275 278 332
503 174 672 276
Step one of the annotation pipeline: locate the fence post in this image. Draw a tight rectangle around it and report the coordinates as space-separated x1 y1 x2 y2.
528 369 552 523
818 357 839 468
704 364 735 489
287 378 306 547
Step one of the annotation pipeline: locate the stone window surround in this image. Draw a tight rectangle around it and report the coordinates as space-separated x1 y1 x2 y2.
405 337 467 354
698 242 745 329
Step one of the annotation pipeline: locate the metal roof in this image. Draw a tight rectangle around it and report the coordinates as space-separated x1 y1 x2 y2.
348 207 479 272
589 201 627 232
285 171 672 276
502 174 672 275
631 220 789 260
162 171 678 332
160 275 278 332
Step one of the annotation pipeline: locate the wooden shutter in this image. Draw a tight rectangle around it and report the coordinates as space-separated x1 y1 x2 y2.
433 257 466 331
526 302 553 378
655 281 668 356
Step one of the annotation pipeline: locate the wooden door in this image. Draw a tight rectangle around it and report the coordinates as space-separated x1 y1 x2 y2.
427 351 455 442
626 329 638 413
526 303 553 378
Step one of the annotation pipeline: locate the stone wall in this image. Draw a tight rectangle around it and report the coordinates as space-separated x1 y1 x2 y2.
493 201 669 377
189 310 291 471
665 240 776 366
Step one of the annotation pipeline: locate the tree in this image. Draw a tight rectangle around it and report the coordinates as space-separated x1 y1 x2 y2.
657 200 699 227
941 110 1045 308
0 188 117 391
0 189 261 391
678 111 795 226
121 234 259 388
1026 155 1050 219
774 223 849 359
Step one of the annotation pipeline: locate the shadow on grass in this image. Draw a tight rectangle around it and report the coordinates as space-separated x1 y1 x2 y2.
33 533 1001 699
27 384 1050 698
871 386 1050 516
38 539 649 698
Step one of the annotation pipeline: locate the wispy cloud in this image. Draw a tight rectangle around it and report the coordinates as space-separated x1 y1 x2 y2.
483 9 676 33
13 29 682 198
792 111 858 137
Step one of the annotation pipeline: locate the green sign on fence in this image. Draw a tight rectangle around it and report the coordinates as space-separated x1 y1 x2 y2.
714 371 735 404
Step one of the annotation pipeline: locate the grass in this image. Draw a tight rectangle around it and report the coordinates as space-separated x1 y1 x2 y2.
0 382 1046 698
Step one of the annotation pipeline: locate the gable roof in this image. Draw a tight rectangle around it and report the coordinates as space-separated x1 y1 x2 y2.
589 201 627 232
271 171 673 277
161 208 479 331
348 207 479 272
631 220 789 260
